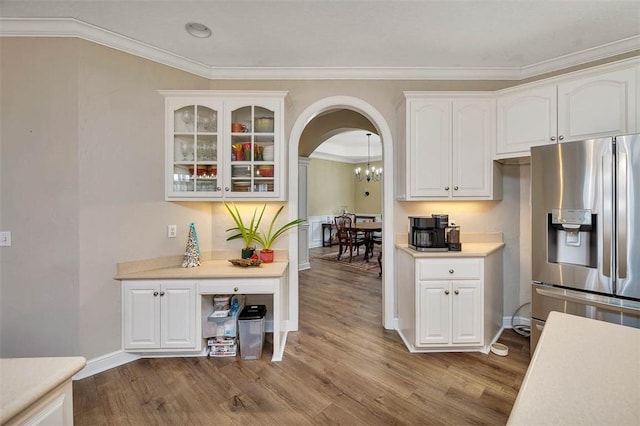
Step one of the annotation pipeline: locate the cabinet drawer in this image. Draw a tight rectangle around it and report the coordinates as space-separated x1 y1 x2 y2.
199 278 277 295
417 258 481 280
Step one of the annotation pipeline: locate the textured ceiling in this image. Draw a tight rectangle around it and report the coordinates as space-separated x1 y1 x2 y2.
1 0 639 79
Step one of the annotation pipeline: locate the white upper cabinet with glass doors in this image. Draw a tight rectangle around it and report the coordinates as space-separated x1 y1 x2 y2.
160 91 288 201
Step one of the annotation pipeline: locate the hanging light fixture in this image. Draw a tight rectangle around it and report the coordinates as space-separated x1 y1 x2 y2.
355 133 382 182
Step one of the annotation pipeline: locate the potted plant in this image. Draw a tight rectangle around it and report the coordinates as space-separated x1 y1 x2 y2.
224 202 265 259
253 205 305 263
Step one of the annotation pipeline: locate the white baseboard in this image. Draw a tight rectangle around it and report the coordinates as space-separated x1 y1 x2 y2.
298 262 311 271
73 350 140 380
503 315 531 329
74 320 277 380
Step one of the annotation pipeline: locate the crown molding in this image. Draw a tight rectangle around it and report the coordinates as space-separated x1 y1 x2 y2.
520 35 640 79
1 17 638 81
309 151 382 164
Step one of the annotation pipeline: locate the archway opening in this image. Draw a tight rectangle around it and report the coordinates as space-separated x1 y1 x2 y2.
287 96 395 333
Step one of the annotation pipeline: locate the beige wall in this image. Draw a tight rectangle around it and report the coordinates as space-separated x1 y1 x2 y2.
353 160 383 214
1 38 215 358
1 37 631 360
307 158 382 217
307 159 355 216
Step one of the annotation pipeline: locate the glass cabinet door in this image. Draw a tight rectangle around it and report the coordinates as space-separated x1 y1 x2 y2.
229 105 276 195
171 104 221 196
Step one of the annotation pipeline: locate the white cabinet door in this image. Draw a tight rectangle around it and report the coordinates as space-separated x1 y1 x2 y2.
418 281 450 345
496 62 638 158
409 99 451 198
451 281 482 344
160 283 197 349
558 67 637 142
405 94 499 200
165 98 224 200
123 282 160 350
496 85 557 158
162 91 287 201
452 99 495 198
123 281 197 351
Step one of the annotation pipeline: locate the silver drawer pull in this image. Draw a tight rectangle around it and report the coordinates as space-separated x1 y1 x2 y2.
444 289 450 295
153 291 159 296
454 289 459 295
159 291 165 296
449 269 454 274
234 287 239 292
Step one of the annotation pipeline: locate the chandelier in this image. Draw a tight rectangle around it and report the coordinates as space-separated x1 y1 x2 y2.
355 133 382 182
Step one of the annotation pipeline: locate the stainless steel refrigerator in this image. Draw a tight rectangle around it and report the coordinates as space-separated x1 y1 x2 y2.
530 134 640 352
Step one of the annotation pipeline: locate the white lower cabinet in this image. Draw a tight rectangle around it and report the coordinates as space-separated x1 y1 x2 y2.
419 280 482 346
396 249 503 353
122 281 199 351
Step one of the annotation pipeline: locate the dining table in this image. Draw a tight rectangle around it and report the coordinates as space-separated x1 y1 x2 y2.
351 221 382 261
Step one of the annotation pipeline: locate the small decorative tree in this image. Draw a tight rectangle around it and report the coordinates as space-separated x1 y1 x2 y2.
182 222 201 268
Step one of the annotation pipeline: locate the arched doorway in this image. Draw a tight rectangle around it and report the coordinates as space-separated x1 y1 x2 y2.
287 96 394 331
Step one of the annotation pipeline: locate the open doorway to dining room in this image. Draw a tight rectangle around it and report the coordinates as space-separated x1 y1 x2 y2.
287 96 395 333
304 129 382 268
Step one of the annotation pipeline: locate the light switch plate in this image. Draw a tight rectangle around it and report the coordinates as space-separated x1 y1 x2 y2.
0 231 11 246
167 225 177 238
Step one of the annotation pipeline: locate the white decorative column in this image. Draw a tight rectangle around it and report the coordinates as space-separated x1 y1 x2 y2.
298 157 311 270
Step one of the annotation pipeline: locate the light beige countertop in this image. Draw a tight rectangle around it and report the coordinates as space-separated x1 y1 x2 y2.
115 259 288 280
0 356 86 424
508 312 640 425
396 242 504 258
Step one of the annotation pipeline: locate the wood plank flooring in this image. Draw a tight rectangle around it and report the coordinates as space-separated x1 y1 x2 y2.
73 247 531 425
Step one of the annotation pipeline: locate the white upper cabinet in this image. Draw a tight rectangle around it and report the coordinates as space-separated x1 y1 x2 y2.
161 91 288 201
496 85 557 157
496 60 638 159
400 93 501 201
557 66 637 142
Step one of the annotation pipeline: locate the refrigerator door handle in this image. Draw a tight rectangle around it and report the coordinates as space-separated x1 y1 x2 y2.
617 150 628 279
602 152 613 278
535 286 640 316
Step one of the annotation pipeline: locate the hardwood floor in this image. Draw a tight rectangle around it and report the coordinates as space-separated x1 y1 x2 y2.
74 247 531 425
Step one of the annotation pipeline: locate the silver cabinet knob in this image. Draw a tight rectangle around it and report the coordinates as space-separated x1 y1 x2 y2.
449 269 454 274
550 136 556 141
453 186 458 191
444 289 450 295
444 186 450 191
159 291 165 296
454 289 459 295
234 287 239 292
153 291 159 296
225 187 230 191
216 186 221 191
558 135 565 141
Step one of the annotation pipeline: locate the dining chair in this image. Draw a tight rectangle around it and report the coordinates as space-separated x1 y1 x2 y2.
334 215 365 262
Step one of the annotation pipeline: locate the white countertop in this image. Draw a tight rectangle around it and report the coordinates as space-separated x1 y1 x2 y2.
508 312 640 425
0 356 86 424
396 242 504 258
115 259 288 280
